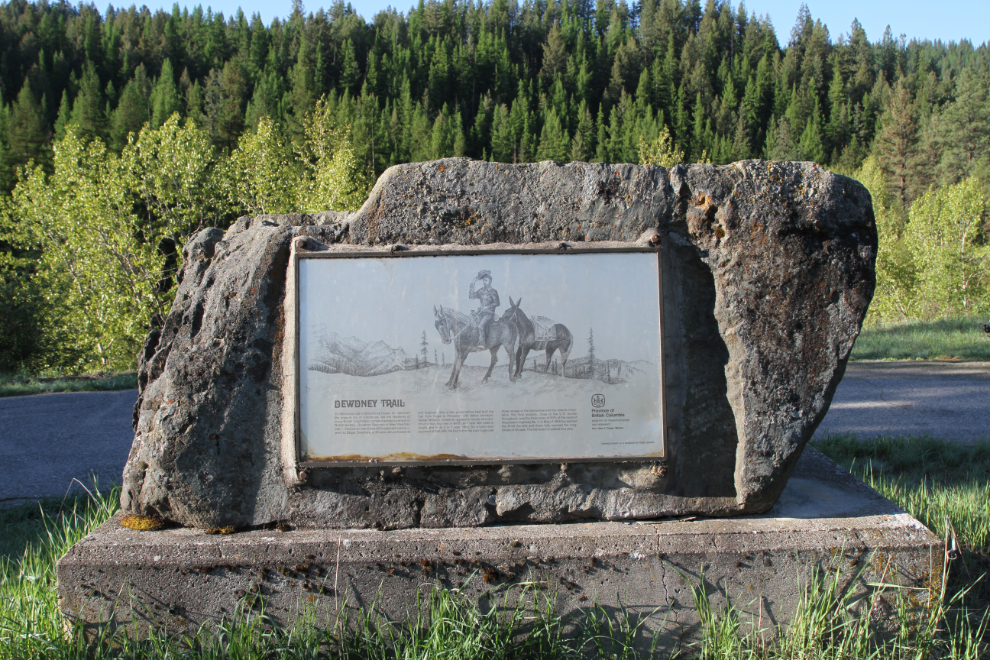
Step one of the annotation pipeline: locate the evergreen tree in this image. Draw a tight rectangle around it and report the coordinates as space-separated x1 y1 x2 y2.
873 80 921 206
536 108 571 162
938 68 990 186
245 65 285 128
587 326 595 374
287 31 318 142
570 100 596 161
151 59 182 128
340 39 361 94
4 82 51 174
53 90 72 142
69 62 108 143
215 59 248 149
798 101 825 163
112 74 151 150
490 103 514 162
763 115 799 160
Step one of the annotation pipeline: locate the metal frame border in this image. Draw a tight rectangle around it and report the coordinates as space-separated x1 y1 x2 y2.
292 245 666 467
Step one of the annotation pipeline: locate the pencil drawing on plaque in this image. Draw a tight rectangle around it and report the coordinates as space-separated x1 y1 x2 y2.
306 259 650 391
297 251 664 462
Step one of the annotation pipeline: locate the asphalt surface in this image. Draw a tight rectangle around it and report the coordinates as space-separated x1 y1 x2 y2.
0 389 137 504
1 361 988 504
814 361 990 442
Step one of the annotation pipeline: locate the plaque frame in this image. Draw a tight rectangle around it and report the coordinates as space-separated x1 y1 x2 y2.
286 242 667 468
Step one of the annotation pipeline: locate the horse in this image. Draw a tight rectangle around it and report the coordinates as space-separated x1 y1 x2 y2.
433 305 519 389
500 297 572 379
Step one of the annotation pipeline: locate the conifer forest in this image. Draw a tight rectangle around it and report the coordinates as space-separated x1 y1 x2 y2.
0 0 988 371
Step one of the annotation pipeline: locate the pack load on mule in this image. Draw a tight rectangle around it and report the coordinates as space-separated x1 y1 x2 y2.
501 297 572 378
531 316 558 341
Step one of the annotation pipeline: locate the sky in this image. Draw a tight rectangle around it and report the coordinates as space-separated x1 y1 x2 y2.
133 0 988 45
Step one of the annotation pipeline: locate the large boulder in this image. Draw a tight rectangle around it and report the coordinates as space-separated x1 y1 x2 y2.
121 159 876 529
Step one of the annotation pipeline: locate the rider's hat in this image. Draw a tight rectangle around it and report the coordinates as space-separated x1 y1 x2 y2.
477 270 492 279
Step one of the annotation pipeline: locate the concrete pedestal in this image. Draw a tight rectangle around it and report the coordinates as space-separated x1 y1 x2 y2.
58 448 941 644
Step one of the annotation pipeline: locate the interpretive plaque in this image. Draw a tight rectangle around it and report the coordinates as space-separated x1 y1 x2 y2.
295 248 665 464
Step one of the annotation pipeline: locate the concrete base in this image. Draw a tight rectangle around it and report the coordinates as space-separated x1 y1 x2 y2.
58 448 942 644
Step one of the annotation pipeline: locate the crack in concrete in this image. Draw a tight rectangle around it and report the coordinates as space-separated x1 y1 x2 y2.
654 527 672 607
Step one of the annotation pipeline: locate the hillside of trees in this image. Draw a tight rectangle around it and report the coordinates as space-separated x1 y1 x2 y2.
0 0 988 371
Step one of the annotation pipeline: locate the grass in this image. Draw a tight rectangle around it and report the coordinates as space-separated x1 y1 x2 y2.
813 434 990 611
851 316 990 361
1 436 988 659
0 371 138 397
813 435 990 550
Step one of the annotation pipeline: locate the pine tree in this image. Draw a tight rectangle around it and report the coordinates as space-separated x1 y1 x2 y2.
287 31 318 142
763 115 799 160
186 81 205 127
0 103 11 192
53 90 72 142
112 74 150 150
731 115 751 160
429 105 454 158
490 103 513 162
536 108 570 162
70 62 108 143
798 101 825 163
216 58 248 150
420 330 429 364
938 68 990 186
541 22 568 84
245 65 285 129
4 82 51 174
570 100 595 161
150 59 182 128
452 111 466 157
873 80 921 206
340 39 361 94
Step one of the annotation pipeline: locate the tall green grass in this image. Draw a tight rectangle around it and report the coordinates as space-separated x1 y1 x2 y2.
2 436 988 659
0 489 118 658
851 316 990 361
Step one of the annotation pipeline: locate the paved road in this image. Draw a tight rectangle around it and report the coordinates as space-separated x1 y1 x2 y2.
814 361 990 442
0 390 137 504
1 361 988 504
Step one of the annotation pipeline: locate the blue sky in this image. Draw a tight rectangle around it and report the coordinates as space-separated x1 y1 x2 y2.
135 0 988 45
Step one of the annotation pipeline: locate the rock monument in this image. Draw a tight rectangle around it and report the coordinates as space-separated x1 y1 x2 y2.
60 160 946 643
119 158 877 530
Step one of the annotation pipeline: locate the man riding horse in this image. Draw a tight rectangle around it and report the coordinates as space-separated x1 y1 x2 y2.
433 269 518 389
469 270 499 349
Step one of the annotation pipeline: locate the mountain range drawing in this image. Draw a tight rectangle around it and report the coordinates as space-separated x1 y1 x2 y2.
309 332 419 377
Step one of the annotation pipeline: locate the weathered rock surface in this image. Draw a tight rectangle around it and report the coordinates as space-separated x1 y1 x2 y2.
121 159 876 529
